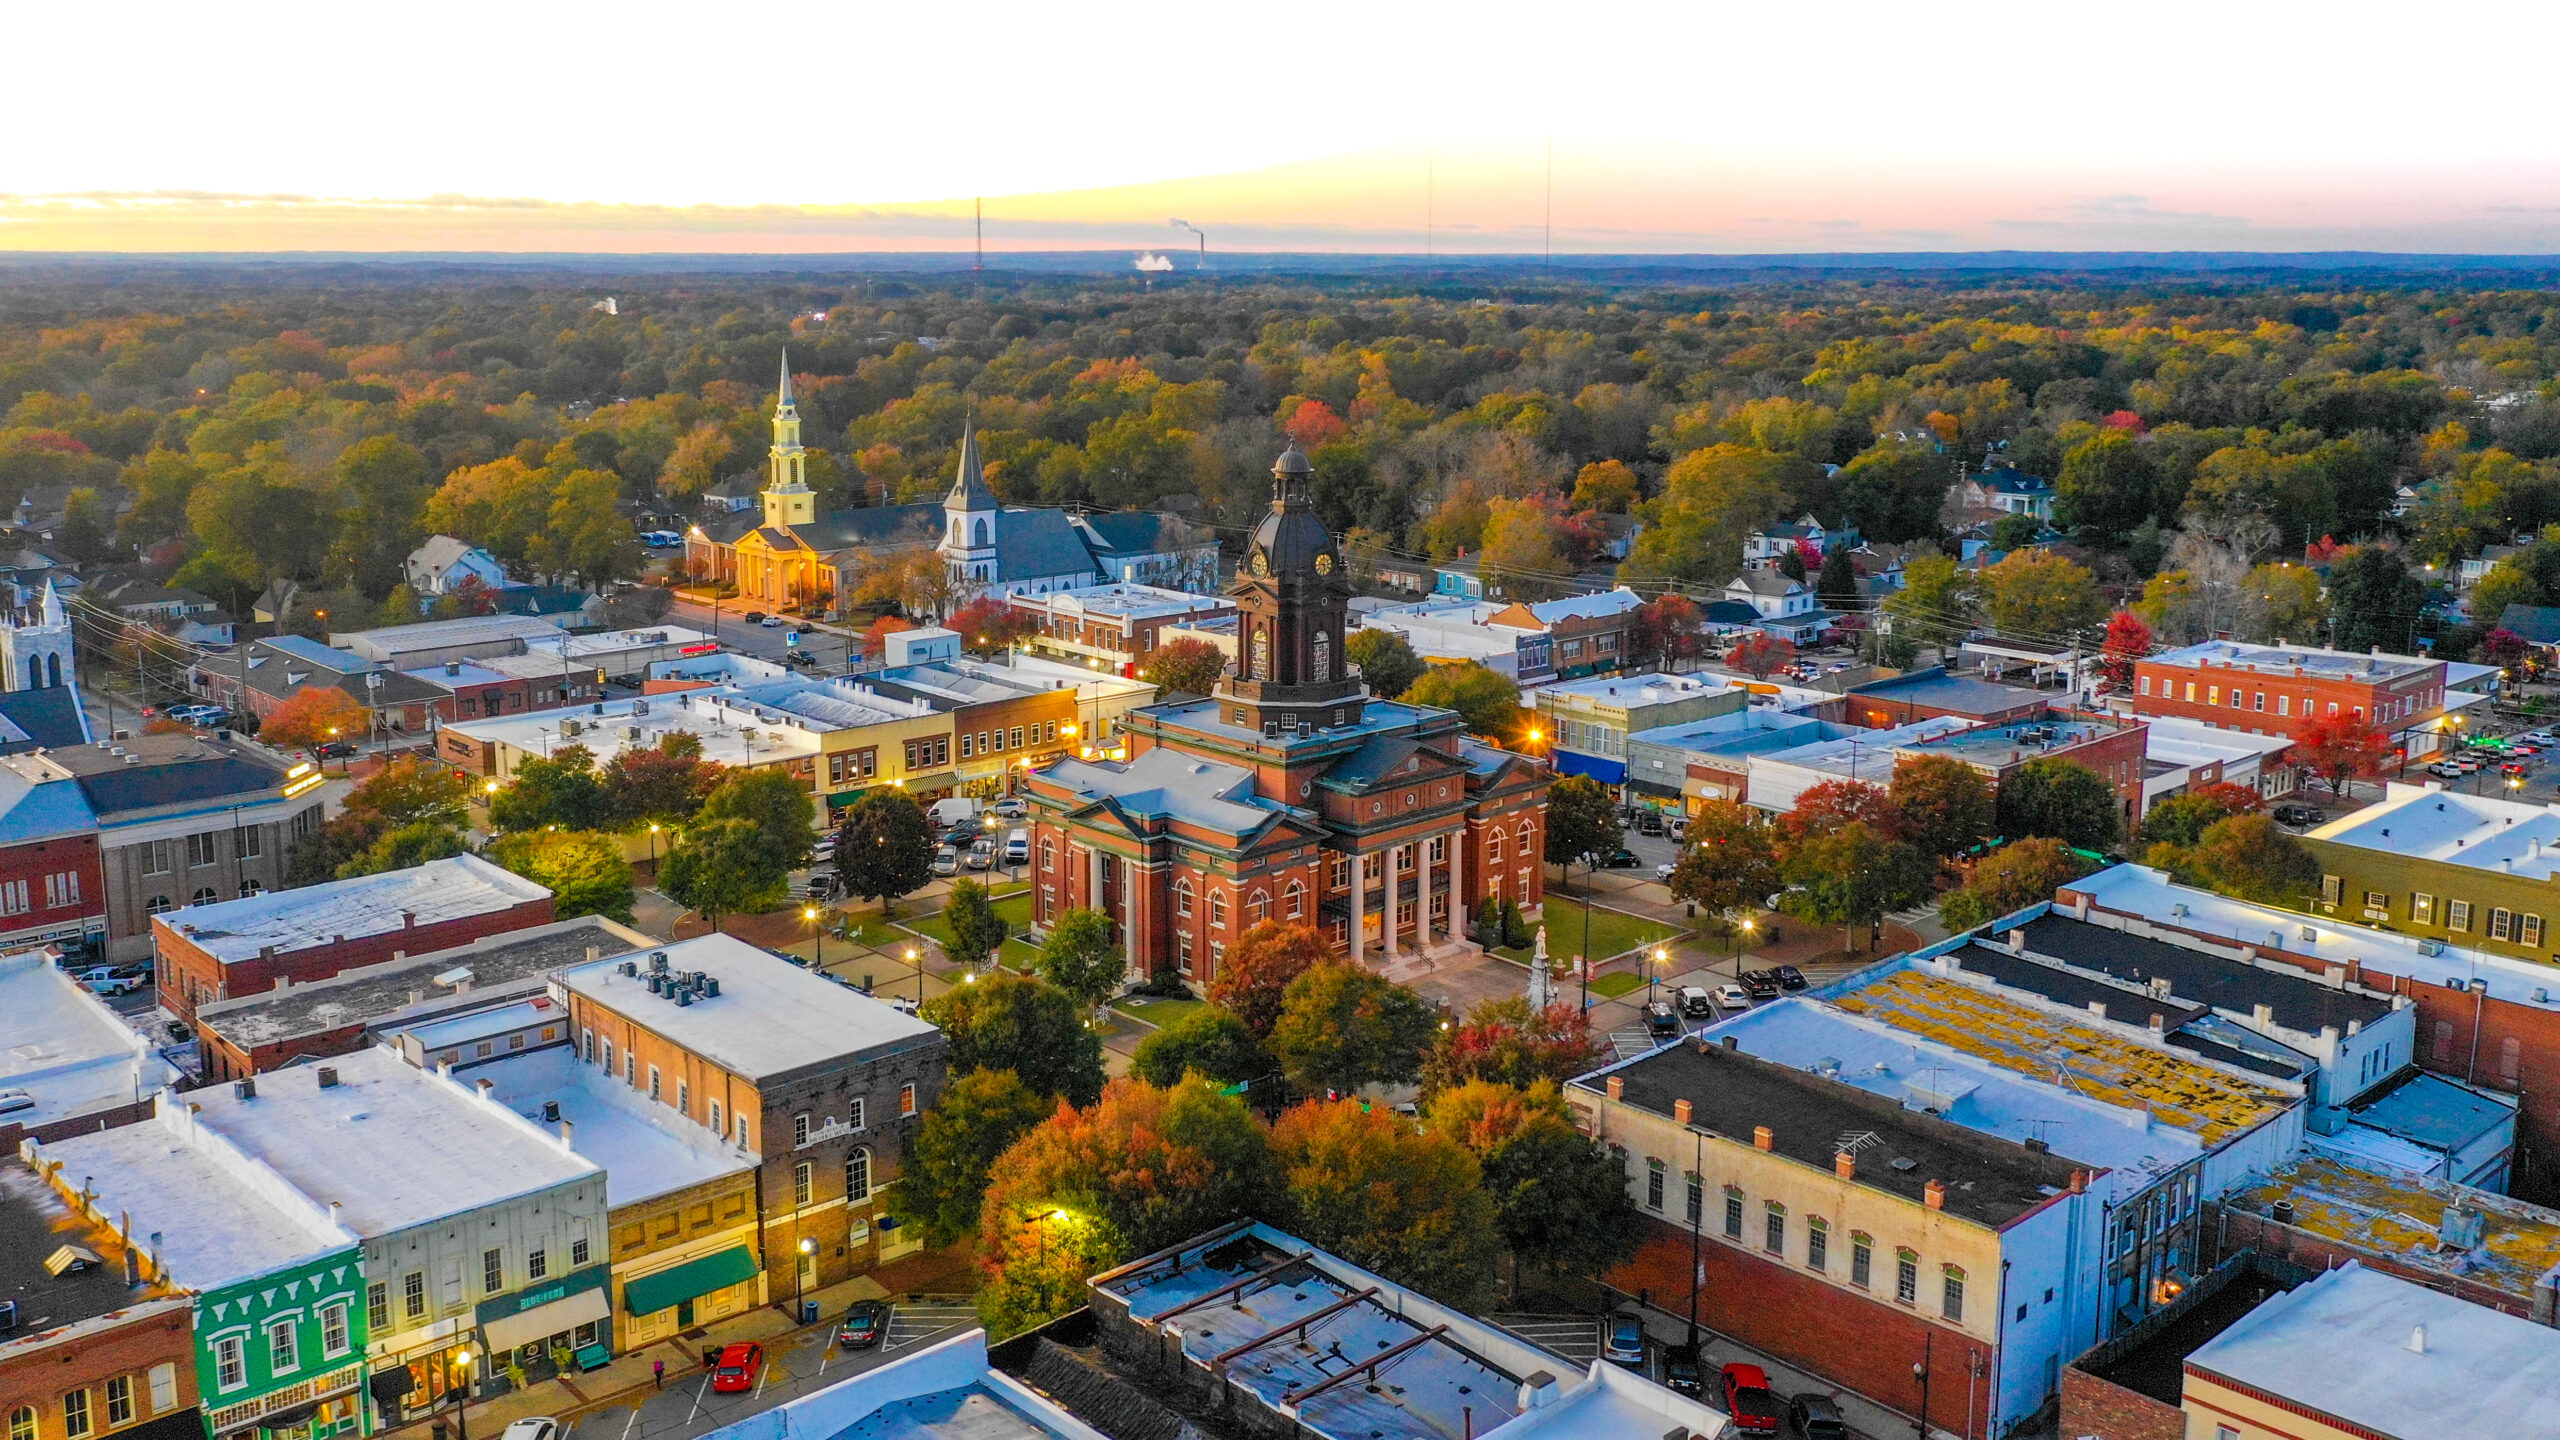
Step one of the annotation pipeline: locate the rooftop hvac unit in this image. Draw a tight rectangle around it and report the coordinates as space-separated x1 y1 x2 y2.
0 1301 15 1331
2439 1206 2487 1251
2418 939 2446 957
623 726 642 741
617 960 637 977
632 699 651 718
648 951 668 974
561 719 581 738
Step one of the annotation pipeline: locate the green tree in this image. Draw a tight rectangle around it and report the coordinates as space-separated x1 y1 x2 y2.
488 829 638 922
1815 546 1861 611
1402 662 1520 739
1542 773 1623 885
834 790 937 915
1834 439 1949 542
1482 1113 1642 1290
600 741 723 831
1265 963 1437 1095
2054 429 2156 540
890 1068 1054 1248
1345 628 1425 699
2153 814 2320 905
940 878 1008 970
342 756 471 831
660 816 788 928
489 745 609 833
2326 545 2427 654
1142 636 1227 696
1663 799 1783 915
1888 754 1997 860
1036 907 1124 1010
1270 1098 1500 1306
1130 1008 1269 1087
1779 822 1936 952
2239 561 2326 644
1883 552 1974 661
2137 783 2262 851
694 767 816 872
1621 444 1804 586
923 973 1106 1105
1997 757 2122 851
1980 549 2107 642
336 820 467 878
1935 837 2091 931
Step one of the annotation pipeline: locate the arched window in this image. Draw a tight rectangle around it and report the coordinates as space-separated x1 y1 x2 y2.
21 657 34 690
1251 628 1270 680
1284 880 1305 919
1209 891 1228 928
10 1404 35 1440
1488 832 1505 864
845 1148 872 1204
238 881 263 898
974 518 990 547
191 888 218 906
1175 879 1194 918
44 654 58 688
144 895 173 916
1247 889 1270 927
1311 631 1330 681
1516 820 1536 854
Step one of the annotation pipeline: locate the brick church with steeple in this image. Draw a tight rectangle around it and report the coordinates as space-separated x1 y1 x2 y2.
1023 445 1551 980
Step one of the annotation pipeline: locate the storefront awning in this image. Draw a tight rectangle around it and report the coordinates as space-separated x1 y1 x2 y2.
825 787 870 809
898 772 958 793
623 1245 758 1316
1552 749 1627 785
481 1285 611 1352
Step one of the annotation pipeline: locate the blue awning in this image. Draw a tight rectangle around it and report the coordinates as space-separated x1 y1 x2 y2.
1553 750 1626 785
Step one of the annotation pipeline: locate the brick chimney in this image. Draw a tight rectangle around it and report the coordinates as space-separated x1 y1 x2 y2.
1925 1180 1946 1210
1835 1150 1856 1179
1606 1075 1624 1102
1753 1125 1774 1151
1673 1099 1693 1125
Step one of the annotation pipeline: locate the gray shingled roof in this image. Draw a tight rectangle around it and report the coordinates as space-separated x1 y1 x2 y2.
993 508 1104 584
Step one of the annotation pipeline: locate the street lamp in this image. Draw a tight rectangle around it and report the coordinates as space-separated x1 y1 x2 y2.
449 1344 475 1440
804 905 824 969
1733 916 1756 972
795 1236 815 1313
907 945 922 1006
646 821 661 868
1649 944 1669 1003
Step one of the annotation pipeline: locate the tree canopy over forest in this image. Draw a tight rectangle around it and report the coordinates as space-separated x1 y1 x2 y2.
5 260 2556 656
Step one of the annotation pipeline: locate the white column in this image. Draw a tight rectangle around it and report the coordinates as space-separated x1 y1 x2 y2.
1350 852 1366 964
1086 847 1102 917
1384 845 1401 958
1447 828 1464 944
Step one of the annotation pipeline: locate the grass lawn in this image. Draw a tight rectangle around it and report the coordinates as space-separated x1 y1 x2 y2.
1113 995 1209 1029
905 891 1036 948
998 938 1043 971
1495 896 1678 966
834 914 908 949
1588 972 1644 1000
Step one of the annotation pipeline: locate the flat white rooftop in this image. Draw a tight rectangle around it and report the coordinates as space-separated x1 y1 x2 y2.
182 1046 598 1238
1010 583 1232 620
2306 780 2560 880
1535 672 1739 708
161 853 549 964
2148 639 2438 683
696 1329 1106 1440
469 1046 753 1208
447 691 825 769
34 1102 356 1290
0 949 177 1128
2185 1261 2560 1440
559 934 938 1082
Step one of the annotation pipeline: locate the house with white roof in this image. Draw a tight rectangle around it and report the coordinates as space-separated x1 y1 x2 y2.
401 536 516 597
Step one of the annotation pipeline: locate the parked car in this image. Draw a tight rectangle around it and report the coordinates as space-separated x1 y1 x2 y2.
0 1088 33 1117
314 740 357 757
966 838 995 870
990 797 1029 819
76 967 144 996
1740 970 1782 1001
1678 985 1716 1019
1715 982 1752 1011
784 651 820 670
1786 1393 1847 1439
1644 1000 1681 1039
1661 1343 1702 1397
1594 848 1642 869
836 1299 892 1350
499 1420 561 1440
1655 862 1679 883
758 614 786 629
1775 965 1808 991
932 846 961 877
1720 1363 1783 1436
709 1343 764 1393
1636 810 1664 835
1003 828 1030 865
1602 1315 1645 1368
2271 804 2322 827
640 530 685 548
743 611 768 625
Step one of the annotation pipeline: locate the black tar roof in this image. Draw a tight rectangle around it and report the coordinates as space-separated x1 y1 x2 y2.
1847 666 2044 716
1582 1040 2086 1229
0 1163 152 1338
196 916 642 1050
0 686 88 753
2015 915 2392 1034
1952 943 2206 1029
53 735 290 818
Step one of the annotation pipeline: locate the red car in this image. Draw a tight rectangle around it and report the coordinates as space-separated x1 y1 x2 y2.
1721 1362 1783 1436
709 1342 764 1393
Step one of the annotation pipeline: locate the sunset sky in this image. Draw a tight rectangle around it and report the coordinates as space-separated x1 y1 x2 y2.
13 0 2560 255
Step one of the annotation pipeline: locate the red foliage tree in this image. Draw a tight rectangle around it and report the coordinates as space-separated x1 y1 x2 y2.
1206 920 1329 1038
1630 593 1703 668
2304 535 2344 565
2292 711 2394 796
1727 632 1797 680
1285 399 1347 448
1795 536 1825 567
261 686 371 750
1777 779 1907 843
2480 627 2531 671
2102 409 2147 435
859 615 913 665
947 597 1041 654
2099 609 2153 692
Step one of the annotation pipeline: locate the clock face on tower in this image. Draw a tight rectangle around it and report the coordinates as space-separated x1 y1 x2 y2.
1251 552 1269 577
1315 553 1334 574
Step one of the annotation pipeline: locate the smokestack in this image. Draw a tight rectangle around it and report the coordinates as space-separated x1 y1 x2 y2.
1673 1099 1693 1126
558 1120 575 1151
1836 1151 1856 1180
1925 1180 1946 1210
2070 1170 2088 1194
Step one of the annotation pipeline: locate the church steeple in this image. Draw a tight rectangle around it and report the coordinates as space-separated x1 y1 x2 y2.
762 348 813 529
941 423 999 576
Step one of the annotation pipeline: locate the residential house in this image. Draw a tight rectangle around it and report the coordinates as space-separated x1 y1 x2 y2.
401 537 515 597
1720 571 1837 644
188 638 450 737
1744 515 1859 570
1486 588 1646 681
1954 465 2056 520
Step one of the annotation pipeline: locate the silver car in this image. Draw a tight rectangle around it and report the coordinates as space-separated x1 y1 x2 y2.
931 845 961 877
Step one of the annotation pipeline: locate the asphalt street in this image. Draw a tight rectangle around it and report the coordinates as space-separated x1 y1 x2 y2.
555 1302 979 1440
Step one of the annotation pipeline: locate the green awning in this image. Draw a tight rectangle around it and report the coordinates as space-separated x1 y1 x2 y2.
826 787 870 809
623 1245 758 1316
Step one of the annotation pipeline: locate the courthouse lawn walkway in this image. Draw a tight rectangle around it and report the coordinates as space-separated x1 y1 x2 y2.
1492 896 1682 969
903 891 1035 947
1111 995 1209 1030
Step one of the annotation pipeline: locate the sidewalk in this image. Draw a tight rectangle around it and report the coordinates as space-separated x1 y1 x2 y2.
395 1247 980 1435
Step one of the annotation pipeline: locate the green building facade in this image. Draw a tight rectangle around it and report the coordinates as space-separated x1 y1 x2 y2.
195 1247 371 1440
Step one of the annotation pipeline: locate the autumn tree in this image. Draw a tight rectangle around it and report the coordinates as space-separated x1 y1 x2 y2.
1207 920 1328 1037
1663 799 1783 916
2099 609 2153 692
923 973 1106 1105
1143 636 1228 696
489 745 609 833
1727 631 1796 680
1888 754 1997 860
600 739 723 831
488 829 637 922
342 756 470 832
1265 963 1437 1095
1035 907 1124 1011
1620 444 1806 587
1981 549 2107 642
2137 782 2263 850
1345 628 1424 699
1778 779 1906 844
1779 821 1935 951
1883 553 1976 661
1419 997 1603 1096
1570 459 1641 513
260 686 369 750
1997 757 2123 851
1403 662 1520 738
1270 1099 1500 1305
893 1067 1055 1248
2152 814 2321 905
1629 593 1704 669
859 615 913 665
1935 837 2091 931
2480 627 2532 671
946 596 1041 654
940 878 1008 969
2292 711 2393 797
1541 774 1623 882
337 821 467 879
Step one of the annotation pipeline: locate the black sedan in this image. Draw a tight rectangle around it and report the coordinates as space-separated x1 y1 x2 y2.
1644 1000 1682 1039
1775 966 1809 991
1591 848 1643 870
1740 970 1783 1001
836 1299 892 1350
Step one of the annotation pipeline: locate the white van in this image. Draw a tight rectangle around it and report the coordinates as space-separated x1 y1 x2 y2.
1003 828 1029 865
927 798 980 830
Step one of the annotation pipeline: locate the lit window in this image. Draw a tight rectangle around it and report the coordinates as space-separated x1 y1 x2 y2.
900 1081 917 1117
268 1316 299 1373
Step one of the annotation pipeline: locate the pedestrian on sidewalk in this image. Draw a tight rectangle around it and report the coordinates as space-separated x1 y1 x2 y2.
652 1360 664 1390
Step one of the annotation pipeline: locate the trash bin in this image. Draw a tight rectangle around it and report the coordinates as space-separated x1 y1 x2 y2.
800 1299 820 1325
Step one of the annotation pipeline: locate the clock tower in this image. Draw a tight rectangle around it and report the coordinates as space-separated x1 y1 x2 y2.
1217 445 1365 736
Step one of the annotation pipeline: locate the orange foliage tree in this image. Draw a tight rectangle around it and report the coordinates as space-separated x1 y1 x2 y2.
1206 920 1328 1037
261 686 369 750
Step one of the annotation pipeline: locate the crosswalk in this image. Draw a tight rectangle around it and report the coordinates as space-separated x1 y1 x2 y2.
884 1300 978 1352
1608 1027 1658 1060
1885 900 1940 929
1487 1315 1599 1364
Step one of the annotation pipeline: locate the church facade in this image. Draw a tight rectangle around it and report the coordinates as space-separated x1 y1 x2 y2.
687 355 1218 615
2 581 72 693
1022 446 1550 983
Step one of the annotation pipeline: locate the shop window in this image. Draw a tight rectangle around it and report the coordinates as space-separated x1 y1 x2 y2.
63 1391 90 1440
846 1148 871 1203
